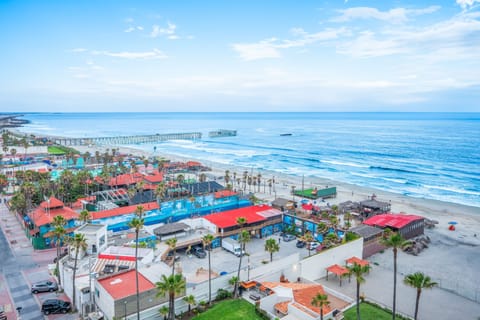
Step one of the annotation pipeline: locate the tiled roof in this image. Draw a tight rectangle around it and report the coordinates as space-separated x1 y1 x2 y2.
326 264 349 276
91 202 159 219
143 173 164 183
263 282 331 316
346 256 369 267
97 270 155 300
363 213 424 229
31 206 79 227
214 190 237 198
204 205 272 228
39 197 64 209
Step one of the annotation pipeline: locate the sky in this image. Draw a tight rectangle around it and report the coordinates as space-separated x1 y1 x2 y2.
1 0 480 112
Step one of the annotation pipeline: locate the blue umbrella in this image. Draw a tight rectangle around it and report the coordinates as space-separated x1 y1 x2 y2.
448 221 458 225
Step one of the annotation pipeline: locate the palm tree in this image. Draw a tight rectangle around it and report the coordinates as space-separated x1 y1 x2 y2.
52 225 66 286
128 205 145 320
311 293 330 320
183 294 196 315
202 234 215 305
158 305 169 320
381 232 409 320
155 182 167 206
229 276 239 295
79 209 90 225
166 238 178 276
71 233 87 312
347 262 371 320
156 274 186 320
404 272 437 320
264 238 280 262
235 229 251 297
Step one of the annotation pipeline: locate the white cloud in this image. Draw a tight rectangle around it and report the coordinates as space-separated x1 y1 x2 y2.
456 0 480 9
332 6 440 24
150 22 178 39
124 27 135 33
137 26 144 31
92 49 168 60
232 28 344 61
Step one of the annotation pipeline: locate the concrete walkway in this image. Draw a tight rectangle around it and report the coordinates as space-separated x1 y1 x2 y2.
316 259 480 320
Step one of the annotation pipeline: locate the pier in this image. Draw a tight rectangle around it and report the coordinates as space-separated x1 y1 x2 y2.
54 132 202 146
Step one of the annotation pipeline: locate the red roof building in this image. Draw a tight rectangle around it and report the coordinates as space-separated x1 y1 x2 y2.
91 202 159 220
97 270 155 299
143 172 164 184
30 197 79 227
204 205 273 229
363 213 424 239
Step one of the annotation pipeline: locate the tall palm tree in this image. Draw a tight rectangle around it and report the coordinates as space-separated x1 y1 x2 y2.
156 274 186 320
403 272 437 320
71 233 87 312
202 234 215 305
183 294 196 315
381 232 409 320
79 209 90 225
311 293 330 320
166 238 178 276
235 229 251 297
52 225 66 286
155 182 167 206
128 205 145 320
347 262 371 320
264 238 280 262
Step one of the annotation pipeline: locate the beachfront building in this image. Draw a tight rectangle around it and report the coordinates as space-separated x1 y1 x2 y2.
255 281 350 320
271 197 296 212
350 224 385 258
363 213 425 239
95 269 169 320
359 196 391 218
282 213 345 244
25 196 79 249
203 204 283 245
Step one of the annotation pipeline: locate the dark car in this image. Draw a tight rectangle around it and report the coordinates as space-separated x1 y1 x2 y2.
296 240 306 248
192 247 207 258
282 234 296 242
31 280 58 294
41 299 71 315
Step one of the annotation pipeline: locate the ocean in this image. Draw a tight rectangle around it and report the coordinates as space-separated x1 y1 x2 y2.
15 112 480 208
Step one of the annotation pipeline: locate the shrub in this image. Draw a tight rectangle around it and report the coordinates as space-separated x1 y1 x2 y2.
216 289 232 300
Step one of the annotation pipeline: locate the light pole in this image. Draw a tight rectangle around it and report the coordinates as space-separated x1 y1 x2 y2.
124 300 127 320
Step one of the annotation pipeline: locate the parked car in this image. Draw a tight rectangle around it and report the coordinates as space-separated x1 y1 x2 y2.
282 234 296 242
192 247 207 259
41 299 71 315
307 242 320 250
296 240 306 248
31 280 58 294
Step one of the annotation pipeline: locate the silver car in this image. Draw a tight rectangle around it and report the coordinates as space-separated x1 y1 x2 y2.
31 280 58 294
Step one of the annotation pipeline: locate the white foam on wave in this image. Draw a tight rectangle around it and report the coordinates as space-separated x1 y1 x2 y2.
424 184 480 196
321 160 369 168
381 177 408 184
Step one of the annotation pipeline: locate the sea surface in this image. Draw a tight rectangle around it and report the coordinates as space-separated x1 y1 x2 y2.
15 112 480 208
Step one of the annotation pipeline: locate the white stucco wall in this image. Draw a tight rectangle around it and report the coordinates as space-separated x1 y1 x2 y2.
300 238 363 281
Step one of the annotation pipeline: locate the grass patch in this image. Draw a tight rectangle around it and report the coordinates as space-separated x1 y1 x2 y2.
193 299 263 320
48 145 79 155
344 302 411 320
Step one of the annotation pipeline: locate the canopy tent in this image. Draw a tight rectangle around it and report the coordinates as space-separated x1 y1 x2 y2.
326 264 349 286
346 256 370 267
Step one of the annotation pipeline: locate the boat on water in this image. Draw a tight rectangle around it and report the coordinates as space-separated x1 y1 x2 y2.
280 133 292 136
208 129 237 138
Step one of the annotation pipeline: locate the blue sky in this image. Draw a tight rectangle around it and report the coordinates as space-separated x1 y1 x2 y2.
1 0 479 112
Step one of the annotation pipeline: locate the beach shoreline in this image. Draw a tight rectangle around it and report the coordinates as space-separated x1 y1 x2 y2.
73 144 480 247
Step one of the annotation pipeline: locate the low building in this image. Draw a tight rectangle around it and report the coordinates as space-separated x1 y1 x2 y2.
363 213 424 239
26 197 79 249
203 204 283 240
350 224 384 258
95 270 167 320
271 197 296 212
258 281 351 320
359 196 391 218
153 222 190 241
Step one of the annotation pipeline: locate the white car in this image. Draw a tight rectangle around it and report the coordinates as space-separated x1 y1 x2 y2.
307 242 320 250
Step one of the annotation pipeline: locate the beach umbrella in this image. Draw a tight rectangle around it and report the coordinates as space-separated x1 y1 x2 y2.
448 221 458 225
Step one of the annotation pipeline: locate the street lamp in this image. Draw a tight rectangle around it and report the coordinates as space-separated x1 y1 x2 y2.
124 300 128 320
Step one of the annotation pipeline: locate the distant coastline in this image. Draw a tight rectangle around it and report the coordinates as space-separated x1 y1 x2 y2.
0 114 30 129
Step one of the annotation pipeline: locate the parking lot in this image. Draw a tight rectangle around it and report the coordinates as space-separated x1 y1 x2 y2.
176 233 311 282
